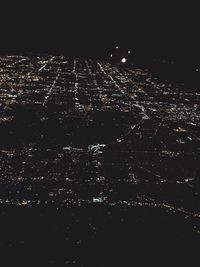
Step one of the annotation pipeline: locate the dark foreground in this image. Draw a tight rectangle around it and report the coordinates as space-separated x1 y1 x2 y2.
0 56 200 266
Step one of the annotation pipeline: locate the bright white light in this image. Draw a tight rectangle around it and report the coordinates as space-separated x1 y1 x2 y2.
110 54 113 58
116 46 119 49
121 57 127 63
128 50 131 54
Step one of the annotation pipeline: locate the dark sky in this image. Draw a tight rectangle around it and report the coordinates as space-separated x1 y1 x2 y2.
1 2 199 63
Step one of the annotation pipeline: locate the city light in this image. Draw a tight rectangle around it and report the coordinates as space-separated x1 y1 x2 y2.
121 57 127 63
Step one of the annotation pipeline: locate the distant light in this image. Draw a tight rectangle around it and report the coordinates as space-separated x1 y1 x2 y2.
110 54 113 58
196 68 199 72
116 46 119 49
121 57 127 63
128 50 131 54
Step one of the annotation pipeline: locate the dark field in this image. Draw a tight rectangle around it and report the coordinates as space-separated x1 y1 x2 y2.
0 55 200 266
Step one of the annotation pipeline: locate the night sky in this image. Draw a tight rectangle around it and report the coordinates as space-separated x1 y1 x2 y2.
1 3 200 64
